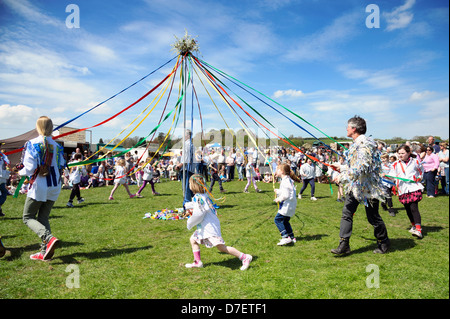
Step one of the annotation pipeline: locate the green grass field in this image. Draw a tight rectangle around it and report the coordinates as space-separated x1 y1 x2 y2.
1 178 448 299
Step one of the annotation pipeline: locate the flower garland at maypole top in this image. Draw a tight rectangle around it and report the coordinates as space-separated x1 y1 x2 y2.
171 29 200 56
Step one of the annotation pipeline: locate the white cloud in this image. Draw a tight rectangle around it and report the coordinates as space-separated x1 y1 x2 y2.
0 42 89 77
419 97 449 117
337 65 403 89
409 90 434 101
363 73 402 89
273 89 305 99
384 0 416 31
310 96 394 114
79 42 118 63
0 104 37 130
338 66 369 80
406 97 449 138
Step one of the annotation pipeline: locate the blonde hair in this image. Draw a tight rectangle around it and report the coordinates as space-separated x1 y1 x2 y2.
189 174 206 194
380 153 389 160
116 158 126 167
36 116 53 136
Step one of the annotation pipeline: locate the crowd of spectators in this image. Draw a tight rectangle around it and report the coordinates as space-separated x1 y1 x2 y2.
3 136 449 198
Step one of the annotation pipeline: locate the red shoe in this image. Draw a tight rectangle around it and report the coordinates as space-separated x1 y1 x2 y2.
30 252 45 261
43 237 59 260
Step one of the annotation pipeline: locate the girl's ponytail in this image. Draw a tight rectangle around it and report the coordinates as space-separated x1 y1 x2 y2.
290 170 301 183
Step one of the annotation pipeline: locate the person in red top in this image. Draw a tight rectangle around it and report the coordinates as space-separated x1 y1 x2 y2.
422 146 440 197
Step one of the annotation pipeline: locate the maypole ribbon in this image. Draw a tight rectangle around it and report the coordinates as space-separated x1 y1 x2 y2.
385 175 419 183
197 57 348 151
191 55 271 159
86 56 181 162
192 53 337 173
4 57 179 157
199 59 341 157
54 56 178 131
53 61 181 141
99 62 177 156
67 97 182 168
13 176 28 198
128 51 190 177
191 54 278 204
130 84 183 177
191 56 279 146
126 57 181 176
189 56 246 157
67 54 190 168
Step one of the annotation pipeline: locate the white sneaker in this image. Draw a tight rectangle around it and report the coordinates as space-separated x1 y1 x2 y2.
408 226 416 233
298 194 302 199
277 237 293 246
240 254 253 271
77 198 85 204
310 196 317 201
66 202 74 208
411 229 423 239
185 261 203 268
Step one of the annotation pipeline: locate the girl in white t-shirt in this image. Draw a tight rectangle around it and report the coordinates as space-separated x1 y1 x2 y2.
184 174 252 270
109 159 135 200
66 153 85 207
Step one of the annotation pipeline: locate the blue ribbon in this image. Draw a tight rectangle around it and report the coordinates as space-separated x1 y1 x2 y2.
198 58 340 156
54 56 178 131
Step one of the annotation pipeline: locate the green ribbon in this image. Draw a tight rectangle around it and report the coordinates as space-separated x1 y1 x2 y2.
13 176 28 198
197 57 348 151
385 175 417 183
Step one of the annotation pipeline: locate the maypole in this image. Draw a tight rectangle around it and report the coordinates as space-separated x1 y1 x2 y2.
182 57 187 197
171 30 200 199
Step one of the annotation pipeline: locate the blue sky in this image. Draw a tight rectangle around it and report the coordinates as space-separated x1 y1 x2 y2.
0 0 448 145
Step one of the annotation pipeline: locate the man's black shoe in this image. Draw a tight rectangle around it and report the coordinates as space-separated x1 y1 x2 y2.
373 238 390 254
331 238 351 255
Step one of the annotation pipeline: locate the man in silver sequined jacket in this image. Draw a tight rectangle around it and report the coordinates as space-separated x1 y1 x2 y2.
330 115 390 256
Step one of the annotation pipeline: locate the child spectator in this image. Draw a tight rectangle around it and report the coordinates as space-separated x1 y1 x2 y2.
109 159 136 200
243 156 260 193
298 158 317 201
380 153 396 216
66 153 85 207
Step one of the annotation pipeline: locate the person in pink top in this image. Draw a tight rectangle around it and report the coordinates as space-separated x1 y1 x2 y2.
422 146 440 197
